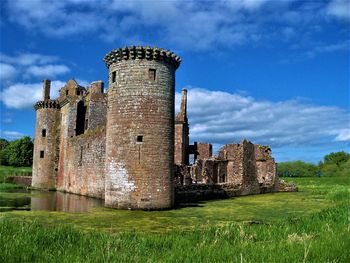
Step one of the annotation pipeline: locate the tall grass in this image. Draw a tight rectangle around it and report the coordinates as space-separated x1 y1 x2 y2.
0 177 349 262
0 204 348 263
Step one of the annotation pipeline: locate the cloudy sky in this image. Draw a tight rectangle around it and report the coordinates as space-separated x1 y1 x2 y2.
0 0 349 163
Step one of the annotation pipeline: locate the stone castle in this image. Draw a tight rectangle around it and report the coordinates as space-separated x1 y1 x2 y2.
32 46 292 210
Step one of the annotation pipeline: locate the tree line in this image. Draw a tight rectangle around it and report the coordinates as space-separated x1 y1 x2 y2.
0 137 33 167
277 151 350 177
0 136 349 176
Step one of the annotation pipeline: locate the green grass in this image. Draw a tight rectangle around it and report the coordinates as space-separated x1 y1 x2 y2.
0 165 32 182
0 176 349 262
0 183 26 191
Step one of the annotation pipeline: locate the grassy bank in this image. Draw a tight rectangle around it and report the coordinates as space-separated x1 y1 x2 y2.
0 177 349 262
0 165 32 182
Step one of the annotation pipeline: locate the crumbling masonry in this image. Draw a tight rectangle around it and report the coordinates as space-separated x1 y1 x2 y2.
32 46 294 210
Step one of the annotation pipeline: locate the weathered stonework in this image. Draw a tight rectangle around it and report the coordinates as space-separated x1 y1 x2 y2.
104 46 179 210
32 45 295 211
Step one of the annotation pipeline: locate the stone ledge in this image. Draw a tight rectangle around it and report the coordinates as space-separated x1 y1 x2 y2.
104 46 181 69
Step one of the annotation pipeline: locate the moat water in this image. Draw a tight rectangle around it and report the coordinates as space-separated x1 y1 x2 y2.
0 189 104 212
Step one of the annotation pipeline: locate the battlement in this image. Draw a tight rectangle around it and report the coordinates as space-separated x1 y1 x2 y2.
103 46 181 69
34 100 60 110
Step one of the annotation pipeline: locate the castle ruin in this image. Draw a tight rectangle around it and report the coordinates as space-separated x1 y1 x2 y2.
32 46 292 210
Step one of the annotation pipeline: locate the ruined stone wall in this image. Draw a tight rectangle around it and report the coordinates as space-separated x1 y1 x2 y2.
241 140 260 195
60 129 106 199
32 102 60 189
218 141 259 195
254 145 277 192
190 158 227 184
86 94 107 131
196 143 212 160
104 47 181 209
219 144 243 185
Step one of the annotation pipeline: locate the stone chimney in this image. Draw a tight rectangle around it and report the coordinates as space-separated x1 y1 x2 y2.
176 88 187 122
43 79 51 100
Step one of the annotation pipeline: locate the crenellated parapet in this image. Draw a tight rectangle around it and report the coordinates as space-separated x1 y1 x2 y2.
34 100 60 110
104 46 181 69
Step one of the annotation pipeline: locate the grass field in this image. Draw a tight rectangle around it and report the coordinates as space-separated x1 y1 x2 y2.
0 176 349 262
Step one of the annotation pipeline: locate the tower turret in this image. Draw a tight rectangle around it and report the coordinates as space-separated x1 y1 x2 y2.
104 46 181 209
32 80 60 189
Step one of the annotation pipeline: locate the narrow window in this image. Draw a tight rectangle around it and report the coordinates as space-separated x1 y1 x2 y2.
137 135 143 142
112 71 116 83
77 90 80 96
79 146 83 165
40 151 44 158
66 90 69 96
149 69 156 81
42 129 46 137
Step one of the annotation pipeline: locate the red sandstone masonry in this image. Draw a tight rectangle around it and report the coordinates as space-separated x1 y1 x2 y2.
104 47 181 209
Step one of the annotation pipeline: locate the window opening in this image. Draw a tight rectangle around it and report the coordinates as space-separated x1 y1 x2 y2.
137 135 143 142
75 101 86 136
66 90 69 96
40 151 44 158
42 129 46 137
149 69 156 81
112 71 116 83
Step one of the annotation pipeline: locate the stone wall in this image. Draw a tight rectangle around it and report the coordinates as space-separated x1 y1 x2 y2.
254 145 278 193
85 83 107 131
196 142 212 160
59 129 106 199
6 176 32 186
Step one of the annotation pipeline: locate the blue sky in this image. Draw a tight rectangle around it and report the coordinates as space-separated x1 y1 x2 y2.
0 0 349 163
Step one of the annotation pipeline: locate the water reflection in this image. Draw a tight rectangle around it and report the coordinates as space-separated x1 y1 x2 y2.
0 189 104 213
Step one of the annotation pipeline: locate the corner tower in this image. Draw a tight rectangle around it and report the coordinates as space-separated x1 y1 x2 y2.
32 80 60 189
104 46 181 209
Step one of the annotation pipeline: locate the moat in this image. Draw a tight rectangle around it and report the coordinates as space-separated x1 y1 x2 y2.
0 189 103 213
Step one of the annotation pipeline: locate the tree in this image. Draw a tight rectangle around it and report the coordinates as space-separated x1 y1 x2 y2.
277 161 319 177
0 138 9 165
5 137 33 167
322 151 350 167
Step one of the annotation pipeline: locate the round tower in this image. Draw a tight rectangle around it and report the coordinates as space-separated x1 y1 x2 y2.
32 80 60 189
104 46 181 209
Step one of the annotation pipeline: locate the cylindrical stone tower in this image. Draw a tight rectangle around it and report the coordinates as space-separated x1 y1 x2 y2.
32 80 60 190
104 46 181 209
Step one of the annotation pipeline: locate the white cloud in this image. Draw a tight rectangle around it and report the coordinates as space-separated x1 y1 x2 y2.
175 88 350 149
335 129 350 141
0 80 66 109
0 130 25 139
3 0 345 51
0 63 17 81
26 64 70 78
0 52 58 66
0 52 71 83
326 0 350 21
